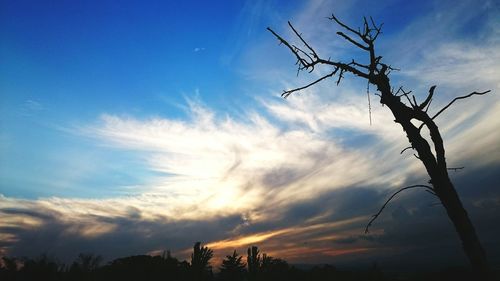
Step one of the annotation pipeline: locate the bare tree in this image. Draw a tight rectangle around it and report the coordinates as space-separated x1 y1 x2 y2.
268 15 491 279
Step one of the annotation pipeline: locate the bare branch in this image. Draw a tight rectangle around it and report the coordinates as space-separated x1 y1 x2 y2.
418 90 491 131
288 21 318 58
394 86 411 97
385 64 399 72
395 87 414 107
431 90 491 121
349 60 370 70
369 17 383 41
328 14 362 38
282 69 339 98
362 17 370 38
336 69 344 85
292 44 315 72
412 95 418 109
317 58 369 79
267 27 312 71
402 92 414 107
448 166 465 172
365 184 434 234
292 44 313 62
424 97 433 113
418 85 436 110
369 16 377 29
268 24 370 96
400 146 413 154
336 31 369 50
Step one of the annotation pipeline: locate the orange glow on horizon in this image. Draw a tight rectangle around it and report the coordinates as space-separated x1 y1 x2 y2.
206 228 290 250
200 215 371 263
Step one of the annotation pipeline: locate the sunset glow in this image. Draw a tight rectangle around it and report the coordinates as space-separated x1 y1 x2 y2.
1 0 499 270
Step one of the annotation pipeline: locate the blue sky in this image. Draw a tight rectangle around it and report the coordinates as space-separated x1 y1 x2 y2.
0 0 274 198
1 0 500 267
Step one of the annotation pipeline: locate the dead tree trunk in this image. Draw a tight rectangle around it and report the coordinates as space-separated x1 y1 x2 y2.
375 75 490 278
268 15 491 279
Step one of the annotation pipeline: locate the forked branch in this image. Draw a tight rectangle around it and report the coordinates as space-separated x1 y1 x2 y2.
267 18 373 97
418 90 491 130
281 69 339 98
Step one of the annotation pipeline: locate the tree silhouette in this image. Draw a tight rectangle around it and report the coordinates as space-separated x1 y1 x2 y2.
219 250 246 281
247 246 261 281
0 257 18 281
190 242 214 281
260 254 290 281
99 254 183 281
268 14 491 279
70 253 102 272
68 253 101 281
1 257 18 272
19 254 62 280
0 249 494 280
245 246 293 281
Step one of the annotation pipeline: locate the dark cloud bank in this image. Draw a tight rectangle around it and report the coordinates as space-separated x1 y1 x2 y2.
1 163 499 270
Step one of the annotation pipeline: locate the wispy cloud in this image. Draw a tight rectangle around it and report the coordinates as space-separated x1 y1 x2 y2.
1 0 499 266
86 97 406 216
2 80 498 261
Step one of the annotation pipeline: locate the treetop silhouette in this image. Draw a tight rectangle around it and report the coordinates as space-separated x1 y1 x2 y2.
191 242 214 281
219 250 246 281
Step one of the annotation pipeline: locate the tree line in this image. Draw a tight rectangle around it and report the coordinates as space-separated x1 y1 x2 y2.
0 242 481 281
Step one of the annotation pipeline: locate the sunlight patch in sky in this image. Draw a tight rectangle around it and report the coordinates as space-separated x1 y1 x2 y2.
1 0 499 265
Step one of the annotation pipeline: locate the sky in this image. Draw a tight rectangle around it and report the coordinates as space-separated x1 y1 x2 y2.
1 0 500 269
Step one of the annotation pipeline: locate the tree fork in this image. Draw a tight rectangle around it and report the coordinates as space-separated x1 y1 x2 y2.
377 77 490 279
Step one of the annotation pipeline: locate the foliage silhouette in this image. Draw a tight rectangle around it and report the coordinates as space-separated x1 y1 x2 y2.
190 242 214 281
100 255 171 280
247 245 261 280
246 246 295 281
19 254 62 281
267 14 492 279
259 254 290 281
1 256 18 271
219 250 246 281
68 252 102 280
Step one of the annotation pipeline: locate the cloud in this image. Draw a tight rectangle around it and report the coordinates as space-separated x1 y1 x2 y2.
2 88 499 265
86 98 405 215
1 0 500 268
20 99 44 117
0 94 415 261
24 100 44 111
404 43 500 89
